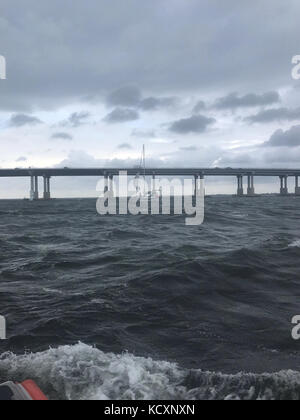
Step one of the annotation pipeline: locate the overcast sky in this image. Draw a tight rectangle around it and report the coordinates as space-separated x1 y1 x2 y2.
0 0 300 197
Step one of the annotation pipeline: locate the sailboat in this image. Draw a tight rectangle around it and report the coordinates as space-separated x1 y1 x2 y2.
134 145 160 199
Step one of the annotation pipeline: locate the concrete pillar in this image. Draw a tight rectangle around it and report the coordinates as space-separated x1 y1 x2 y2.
108 175 114 197
280 176 288 195
29 175 39 200
47 177 51 199
104 174 109 194
295 176 300 196
237 175 244 196
33 176 39 200
200 173 205 196
43 177 47 199
152 173 156 195
247 175 255 196
43 176 51 200
194 175 199 198
30 176 35 201
192 173 205 198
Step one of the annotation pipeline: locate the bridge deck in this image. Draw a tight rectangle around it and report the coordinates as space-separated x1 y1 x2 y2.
0 168 299 177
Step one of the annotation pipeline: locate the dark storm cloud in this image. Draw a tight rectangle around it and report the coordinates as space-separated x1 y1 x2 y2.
0 0 298 111
104 108 139 123
246 107 300 123
8 114 43 127
263 125 300 148
169 115 216 134
214 92 280 110
51 132 73 140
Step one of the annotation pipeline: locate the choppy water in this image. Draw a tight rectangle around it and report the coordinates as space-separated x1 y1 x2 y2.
0 196 300 400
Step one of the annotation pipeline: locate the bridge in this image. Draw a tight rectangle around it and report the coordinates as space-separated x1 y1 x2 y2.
0 167 300 199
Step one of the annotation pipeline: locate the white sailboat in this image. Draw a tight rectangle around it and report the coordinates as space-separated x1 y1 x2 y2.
134 145 160 199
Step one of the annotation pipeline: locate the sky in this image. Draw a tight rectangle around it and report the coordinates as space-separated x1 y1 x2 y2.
0 0 300 198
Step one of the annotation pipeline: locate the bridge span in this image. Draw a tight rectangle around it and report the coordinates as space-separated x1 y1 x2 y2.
0 167 299 199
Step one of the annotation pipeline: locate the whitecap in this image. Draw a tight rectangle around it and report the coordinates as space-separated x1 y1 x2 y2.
0 343 300 400
288 240 300 248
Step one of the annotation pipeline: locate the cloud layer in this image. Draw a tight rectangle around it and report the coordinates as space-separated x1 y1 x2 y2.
1 0 299 111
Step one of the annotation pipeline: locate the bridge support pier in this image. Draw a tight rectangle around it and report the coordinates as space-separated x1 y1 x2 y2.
103 174 114 196
30 176 34 201
152 173 157 196
104 174 109 194
237 175 244 196
247 175 255 196
30 175 39 200
280 176 288 195
194 174 205 197
43 176 51 200
109 175 114 197
34 176 39 200
194 175 199 198
295 176 300 195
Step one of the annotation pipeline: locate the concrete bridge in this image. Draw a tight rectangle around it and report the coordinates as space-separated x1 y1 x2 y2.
0 167 300 199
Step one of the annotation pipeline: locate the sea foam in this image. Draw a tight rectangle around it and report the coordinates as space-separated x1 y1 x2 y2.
288 240 300 248
0 343 300 400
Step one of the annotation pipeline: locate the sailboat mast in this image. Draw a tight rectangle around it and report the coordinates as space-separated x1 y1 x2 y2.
143 144 146 178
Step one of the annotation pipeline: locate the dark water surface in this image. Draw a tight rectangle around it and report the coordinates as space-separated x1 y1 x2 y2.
0 196 300 400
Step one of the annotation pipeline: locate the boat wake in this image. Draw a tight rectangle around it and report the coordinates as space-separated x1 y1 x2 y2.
0 343 300 400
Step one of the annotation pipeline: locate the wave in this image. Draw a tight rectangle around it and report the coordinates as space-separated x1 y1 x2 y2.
288 240 300 248
0 343 300 400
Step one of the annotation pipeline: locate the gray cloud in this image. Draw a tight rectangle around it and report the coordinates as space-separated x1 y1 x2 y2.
180 146 198 152
264 147 300 164
139 96 177 111
246 107 300 124
8 113 43 127
215 92 280 110
106 86 177 111
51 132 73 140
131 129 156 138
104 108 139 123
263 125 300 148
59 112 90 128
118 143 132 149
68 112 90 127
106 86 141 108
169 115 216 134
16 156 27 162
193 101 206 113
